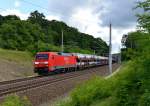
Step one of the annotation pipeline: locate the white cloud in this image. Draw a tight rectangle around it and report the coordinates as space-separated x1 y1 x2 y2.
0 9 62 21
0 9 28 20
68 7 101 33
47 0 138 53
46 15 61 21
14 0 21 8
66 7 137 53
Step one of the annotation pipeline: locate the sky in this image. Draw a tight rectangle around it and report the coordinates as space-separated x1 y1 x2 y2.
0 0 141 53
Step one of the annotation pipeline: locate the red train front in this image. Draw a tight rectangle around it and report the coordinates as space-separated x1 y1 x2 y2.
34 52 77 74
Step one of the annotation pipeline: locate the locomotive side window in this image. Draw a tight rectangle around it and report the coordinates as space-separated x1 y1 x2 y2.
36 54 49 60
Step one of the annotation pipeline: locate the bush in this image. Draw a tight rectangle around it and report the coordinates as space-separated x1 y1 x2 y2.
0 95 31 106
139 90 150 106
57 51 150 106
112 52 150 106
54 23 150 106
63 77 112 106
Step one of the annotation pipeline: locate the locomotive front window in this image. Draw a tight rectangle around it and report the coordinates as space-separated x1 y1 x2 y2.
36 54 49 60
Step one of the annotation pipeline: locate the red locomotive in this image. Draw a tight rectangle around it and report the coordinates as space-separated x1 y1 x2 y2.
34 52 108 75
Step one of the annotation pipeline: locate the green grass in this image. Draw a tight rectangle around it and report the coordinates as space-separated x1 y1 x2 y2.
55 76 114 106
0 48 33 65
0 94 31 106
90 97 116 106
56 53 150 106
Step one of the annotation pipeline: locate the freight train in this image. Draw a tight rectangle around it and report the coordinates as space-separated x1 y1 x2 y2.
34 52 109 75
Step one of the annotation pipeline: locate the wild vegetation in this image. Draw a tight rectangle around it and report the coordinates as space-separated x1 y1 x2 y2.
56 0 150 106
0 48 33 65
0 11 108 55
0 95 31 106
1 0 150 106
56 50 150 106
121 0 150 61
0 48 34 81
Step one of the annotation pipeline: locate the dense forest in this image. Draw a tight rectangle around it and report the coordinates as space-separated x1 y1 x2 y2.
0 11 108 55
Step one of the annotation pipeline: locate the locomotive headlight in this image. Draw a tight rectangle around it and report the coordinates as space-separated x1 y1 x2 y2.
34 62 39 64
44 61 48 64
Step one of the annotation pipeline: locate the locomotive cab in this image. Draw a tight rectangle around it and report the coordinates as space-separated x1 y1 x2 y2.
35 53 49 66
34 52 56 74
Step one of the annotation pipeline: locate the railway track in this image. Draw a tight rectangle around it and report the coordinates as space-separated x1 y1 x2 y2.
0 66 107 97
0 76 40 86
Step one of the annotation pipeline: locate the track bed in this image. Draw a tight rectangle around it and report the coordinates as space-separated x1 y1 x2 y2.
0 64 120 106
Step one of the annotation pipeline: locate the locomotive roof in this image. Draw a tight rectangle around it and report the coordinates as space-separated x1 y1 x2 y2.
37 52 57 55
36 52 108 59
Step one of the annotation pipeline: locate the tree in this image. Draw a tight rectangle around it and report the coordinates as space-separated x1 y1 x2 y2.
124 31 149 50
0 11 109 55
4 15 20 22
0 20 45 52
0 15 3 25
28 10 45 26
136 0 150 33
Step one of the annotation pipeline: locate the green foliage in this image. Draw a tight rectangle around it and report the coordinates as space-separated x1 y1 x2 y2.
28 10 45 26
121 0 150 61
114 54 150 106
0 11 108 55
0 20 44 52
121 31 150 61
121 48 137 61
0 48 33 65
57 49 150 106
136 0 150 32
0 95 31 106
57 77 113 106
55 97 72 106
139 90 150 106
90 97 116 106
125 31 149 50
57 34 150 106
70 77 111 106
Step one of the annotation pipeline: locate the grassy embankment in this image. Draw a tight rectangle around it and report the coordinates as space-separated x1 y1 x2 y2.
56 53 150 106
0 48 34 80
0 48 33 65
0 48 33 105
0 95 31 106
